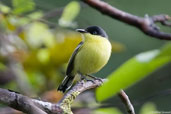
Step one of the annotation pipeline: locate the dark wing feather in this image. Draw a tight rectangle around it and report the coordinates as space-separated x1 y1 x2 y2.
66 41 84 75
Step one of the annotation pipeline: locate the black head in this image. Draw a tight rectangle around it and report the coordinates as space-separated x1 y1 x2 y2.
76 26 108 38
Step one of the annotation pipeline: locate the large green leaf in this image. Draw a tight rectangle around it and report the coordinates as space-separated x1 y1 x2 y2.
96 43 171 102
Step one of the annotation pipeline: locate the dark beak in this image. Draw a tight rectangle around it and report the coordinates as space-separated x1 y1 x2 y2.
76 29 87 33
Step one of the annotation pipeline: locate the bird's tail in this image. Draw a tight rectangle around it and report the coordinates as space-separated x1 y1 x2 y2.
57 76 74 93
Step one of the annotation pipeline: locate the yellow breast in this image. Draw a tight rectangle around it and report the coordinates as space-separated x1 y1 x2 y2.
74 33 111 75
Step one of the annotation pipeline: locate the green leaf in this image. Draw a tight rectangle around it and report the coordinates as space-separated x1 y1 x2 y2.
58 1 80 27
12 0 35 15
28 11 43 20
0 3 11 13
0 62 6 70
26 71 46 93
140 102 158 114
96 43 171 102
26 22 55 48
93 108 122 114
37 49 50 64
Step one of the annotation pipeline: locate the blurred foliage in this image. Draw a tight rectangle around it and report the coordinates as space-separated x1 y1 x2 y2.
92 102 158 114
58 1 80 27
0 1 82 94
42 89 64 103
0 62 6 70
12 0 35 15
0 4 10 13
140 102 158 114
0 0 171 113
93 108 122 114
96 43 171 101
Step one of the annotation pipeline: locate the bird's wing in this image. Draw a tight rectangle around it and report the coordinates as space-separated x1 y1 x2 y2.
66 41 84 75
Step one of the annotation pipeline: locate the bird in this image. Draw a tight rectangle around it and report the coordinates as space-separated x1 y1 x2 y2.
57 26 112 93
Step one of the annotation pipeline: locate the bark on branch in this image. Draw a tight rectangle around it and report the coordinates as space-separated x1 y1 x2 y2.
82 0 171 40
0 89 47 114
119 90 135 114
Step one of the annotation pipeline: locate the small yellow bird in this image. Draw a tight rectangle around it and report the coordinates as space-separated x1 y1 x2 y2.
58 26 111 92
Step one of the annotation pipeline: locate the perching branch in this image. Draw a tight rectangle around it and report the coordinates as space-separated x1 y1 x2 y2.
0 79 103 114
0 80 134 114
82 0 171 40
0 88 47 114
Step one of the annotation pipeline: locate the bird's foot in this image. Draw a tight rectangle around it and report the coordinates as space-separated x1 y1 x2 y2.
78 72 104 84
79 74 96 84
80 74 87 81
87 74 104 83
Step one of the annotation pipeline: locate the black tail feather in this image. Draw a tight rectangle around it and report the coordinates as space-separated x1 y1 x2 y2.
57 76 74 93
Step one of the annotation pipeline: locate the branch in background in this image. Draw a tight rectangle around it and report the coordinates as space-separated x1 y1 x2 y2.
42 8 64 19
83 0 171 40
118 90 135 114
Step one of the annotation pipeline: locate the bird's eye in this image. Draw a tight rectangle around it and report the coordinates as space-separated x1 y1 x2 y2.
92 31 97 35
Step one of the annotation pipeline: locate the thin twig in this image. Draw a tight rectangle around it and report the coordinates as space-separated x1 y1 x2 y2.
118 90 135 114
82 0 171 40
42 8 63 19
